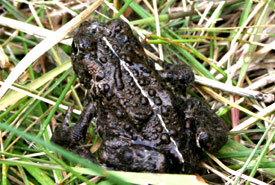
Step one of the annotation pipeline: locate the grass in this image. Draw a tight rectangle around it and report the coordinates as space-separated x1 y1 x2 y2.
0 0 275 184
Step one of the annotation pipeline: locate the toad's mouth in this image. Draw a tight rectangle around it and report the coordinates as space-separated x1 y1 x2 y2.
102 36 184 164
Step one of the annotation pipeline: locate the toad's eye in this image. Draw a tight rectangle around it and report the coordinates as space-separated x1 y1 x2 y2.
87 21 100 34
196 131 210 151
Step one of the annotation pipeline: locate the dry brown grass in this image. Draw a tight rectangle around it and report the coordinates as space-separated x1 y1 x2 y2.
0 0 274 184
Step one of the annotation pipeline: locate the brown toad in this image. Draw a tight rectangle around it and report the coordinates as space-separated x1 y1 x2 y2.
51 19 227 174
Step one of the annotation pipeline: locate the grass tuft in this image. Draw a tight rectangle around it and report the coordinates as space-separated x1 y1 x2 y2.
0 0 274 184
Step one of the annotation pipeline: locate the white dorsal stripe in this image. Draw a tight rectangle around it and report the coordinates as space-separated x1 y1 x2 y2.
102 37 184 163
154 63 163 71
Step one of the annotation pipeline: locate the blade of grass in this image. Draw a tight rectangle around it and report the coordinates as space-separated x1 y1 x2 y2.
113 0 133 19
0 61 71 110
246 122 275 185
18 166 30 185
1 130 8 185
23 159 55 185
232 119 275 185
37 74 76 138
0 0 26 21
0 159 207 185
160 0 175 14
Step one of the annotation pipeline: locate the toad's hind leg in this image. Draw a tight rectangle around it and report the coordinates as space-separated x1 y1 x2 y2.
51 102 96 148
183 98 228 152
99 142 182 173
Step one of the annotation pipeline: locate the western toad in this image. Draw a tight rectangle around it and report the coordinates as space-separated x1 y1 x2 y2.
51 19 227 173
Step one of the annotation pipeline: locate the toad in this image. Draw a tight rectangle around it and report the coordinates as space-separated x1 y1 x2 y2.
51 19 227 174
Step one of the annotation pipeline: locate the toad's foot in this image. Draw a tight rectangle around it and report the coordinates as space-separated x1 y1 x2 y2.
51 102 96 148
183 98 228 152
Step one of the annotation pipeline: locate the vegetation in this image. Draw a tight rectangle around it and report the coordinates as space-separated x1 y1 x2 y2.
0 0 274 184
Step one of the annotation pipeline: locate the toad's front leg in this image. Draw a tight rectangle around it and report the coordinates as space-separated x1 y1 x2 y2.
51 102 96 148
155 60 194 90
